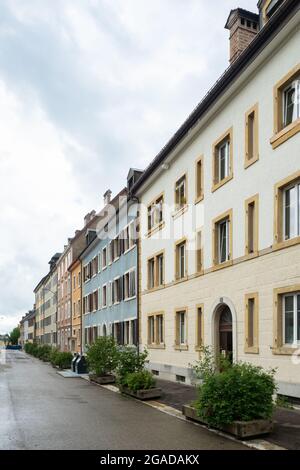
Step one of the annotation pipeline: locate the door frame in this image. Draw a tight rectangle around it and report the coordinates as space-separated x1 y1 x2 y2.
210 297 237 362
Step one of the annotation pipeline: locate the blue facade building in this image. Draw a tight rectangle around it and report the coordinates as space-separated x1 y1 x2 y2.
80 169 142 349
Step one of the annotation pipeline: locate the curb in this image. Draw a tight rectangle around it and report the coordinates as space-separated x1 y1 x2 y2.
83 376 286 451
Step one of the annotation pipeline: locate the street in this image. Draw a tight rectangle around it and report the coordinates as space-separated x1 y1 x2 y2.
0 349 247 450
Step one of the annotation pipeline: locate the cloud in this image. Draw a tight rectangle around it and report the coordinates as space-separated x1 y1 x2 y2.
0 0 258 333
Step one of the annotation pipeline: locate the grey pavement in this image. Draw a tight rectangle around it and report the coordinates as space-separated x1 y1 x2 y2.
0 349 247 450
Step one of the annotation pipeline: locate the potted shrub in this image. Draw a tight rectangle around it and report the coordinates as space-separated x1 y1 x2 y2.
54 351 73 370
116 347 161 400
183 347 276 438
87 336 118 384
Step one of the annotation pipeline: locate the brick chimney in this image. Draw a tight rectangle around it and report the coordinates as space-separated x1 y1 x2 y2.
225 9 259 64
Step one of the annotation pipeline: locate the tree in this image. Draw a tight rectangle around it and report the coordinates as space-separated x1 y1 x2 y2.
9 327 20 345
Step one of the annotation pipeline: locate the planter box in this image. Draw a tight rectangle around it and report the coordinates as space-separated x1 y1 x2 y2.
89 374 116 385
119 385 162 400
182 405 274 439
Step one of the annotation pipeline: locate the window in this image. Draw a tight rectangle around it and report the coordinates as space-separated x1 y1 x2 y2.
92 256 98 276
195 156 204 202
102 285 107 308
148 258 155 289
98 253 101 272
109 241 114 264
283 292 300 346
93 290 98 311
129 221 136 249
113 277 121 304
213 210 232 267
195 231 203 273
245 293 259 353
102 247 107 269
212 128 233 191
245 104 259 168
147 313 164 347
273 286 300 354
284 182 300 241
147 195 164 231
73 275 76 289
175 240 186 280
124 269 136 299
272 64 300 149
175 175 187 210
156 253 164 286
245 195 259 256
175 310 187 349
78 271 81 287
148 316 155 344
274 171 300 247
147 252 164 289
283 80 300 128
195 305 204 350
157 314 164 344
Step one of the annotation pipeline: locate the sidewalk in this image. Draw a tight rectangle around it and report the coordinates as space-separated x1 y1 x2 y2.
156 378 300 450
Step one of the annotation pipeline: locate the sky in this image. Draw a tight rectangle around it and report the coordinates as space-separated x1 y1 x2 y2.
0 0 258 334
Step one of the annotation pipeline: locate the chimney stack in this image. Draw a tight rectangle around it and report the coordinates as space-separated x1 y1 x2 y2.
103 189 112 206
225 9 259 64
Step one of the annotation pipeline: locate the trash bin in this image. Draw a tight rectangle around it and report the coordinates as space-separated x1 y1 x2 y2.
71 354 79 372
75 355 87 374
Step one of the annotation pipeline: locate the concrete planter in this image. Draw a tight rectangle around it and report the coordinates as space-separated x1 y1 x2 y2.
182 405 274 439
89 374 116 385
119 385 162 400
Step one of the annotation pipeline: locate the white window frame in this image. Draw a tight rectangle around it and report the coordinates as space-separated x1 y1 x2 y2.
283 182 300 241
102 284 107 308
102 247 107 269
218 218 229 264
178 311 186 345
218 140 230 181
283 292 300 346
283 79 300 128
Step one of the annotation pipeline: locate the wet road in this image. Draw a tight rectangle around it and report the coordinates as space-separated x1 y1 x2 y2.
0 349 247 450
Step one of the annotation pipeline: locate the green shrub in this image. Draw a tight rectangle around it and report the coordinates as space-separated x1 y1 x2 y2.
37 344 52 361
50 347 60 365
86 336 118 377
24 342 35 354
194 362 276 427
54 352 73 369
116 347 148 386
125 370 155 391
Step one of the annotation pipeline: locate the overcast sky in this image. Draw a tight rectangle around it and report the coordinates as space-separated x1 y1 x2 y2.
0 0 258 334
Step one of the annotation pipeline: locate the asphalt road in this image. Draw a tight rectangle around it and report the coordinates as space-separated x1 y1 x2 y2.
0 349 247 450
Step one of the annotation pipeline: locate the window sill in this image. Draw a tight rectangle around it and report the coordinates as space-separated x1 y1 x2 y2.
124 245 136 255
270 118 300 149
273 236 300 252
146 221 165 238
172 205 188 220
244 154 259 169
124 296 136 302
174 276 188 284
272 346 298 355
147 343 166 350
174 344 188 351
146 284 165 293
195 194 204 205
244 346 259 354
211 260 233 272
211 174 233 193
195 345 204 352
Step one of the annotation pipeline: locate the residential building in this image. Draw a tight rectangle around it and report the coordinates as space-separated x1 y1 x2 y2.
19 309 36 347
81 169 142 349
133 0 300 398
68 258 82 353
57 211 100 352
34 253 60 346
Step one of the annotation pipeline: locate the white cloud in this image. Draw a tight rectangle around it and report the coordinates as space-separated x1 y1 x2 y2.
0 0 258 333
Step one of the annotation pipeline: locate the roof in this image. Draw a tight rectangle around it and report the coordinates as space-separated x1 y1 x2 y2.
132 0 298 195
225 8 259 29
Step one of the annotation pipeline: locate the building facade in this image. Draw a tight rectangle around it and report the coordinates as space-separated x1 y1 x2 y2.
19 309 36 347
69 258 82 353
57 211 100 352
81 171 141 350
133 0 300 397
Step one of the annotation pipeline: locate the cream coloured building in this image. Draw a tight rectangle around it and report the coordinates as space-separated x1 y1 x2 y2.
133 0 300 398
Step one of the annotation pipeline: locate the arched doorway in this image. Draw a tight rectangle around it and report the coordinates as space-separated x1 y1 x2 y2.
218 305 233 361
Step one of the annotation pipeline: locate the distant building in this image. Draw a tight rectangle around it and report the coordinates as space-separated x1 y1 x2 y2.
19 309 36 346
80 169 142 349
